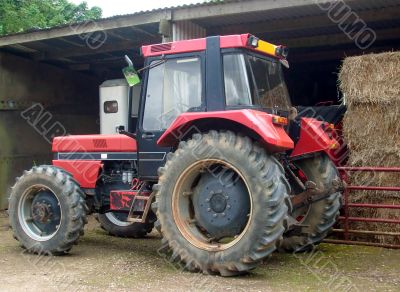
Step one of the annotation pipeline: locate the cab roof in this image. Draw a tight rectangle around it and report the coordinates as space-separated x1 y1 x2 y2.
141 34 288 60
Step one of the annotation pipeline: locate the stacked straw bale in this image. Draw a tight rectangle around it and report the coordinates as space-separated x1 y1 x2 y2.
339 52 400 245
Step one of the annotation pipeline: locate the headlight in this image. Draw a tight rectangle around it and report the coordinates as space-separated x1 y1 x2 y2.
247 35 259 48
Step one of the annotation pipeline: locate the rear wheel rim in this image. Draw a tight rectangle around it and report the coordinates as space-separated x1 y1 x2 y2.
105 212 132 227
172 159 252 252
18 184 62 241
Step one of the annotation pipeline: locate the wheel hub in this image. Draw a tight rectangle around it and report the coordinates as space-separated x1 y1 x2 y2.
192 172 250 240
30 191 61 235
209 192 227 213
32 202 52 223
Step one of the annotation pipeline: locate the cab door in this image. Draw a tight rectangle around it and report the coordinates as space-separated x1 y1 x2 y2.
137 54 204 180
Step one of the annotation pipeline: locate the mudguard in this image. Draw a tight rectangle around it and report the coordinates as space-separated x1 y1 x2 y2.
157 109 294 152
290 118 339 159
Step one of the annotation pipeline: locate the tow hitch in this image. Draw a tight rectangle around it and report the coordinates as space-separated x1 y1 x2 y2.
290 178 343 208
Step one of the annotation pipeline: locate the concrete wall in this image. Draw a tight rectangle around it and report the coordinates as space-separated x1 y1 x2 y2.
0 51 101 209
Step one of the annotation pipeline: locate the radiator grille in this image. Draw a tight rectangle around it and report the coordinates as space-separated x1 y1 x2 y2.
151 43 172 53
93 139 107 148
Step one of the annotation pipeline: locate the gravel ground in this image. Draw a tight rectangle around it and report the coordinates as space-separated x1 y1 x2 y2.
0 211 399 291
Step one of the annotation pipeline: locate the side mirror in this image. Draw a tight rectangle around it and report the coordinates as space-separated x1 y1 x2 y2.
116 125 136 139
116 125 125 133
280 59 290 69
123 55 141 87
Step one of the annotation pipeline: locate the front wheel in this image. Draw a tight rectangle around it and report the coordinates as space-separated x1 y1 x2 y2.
152 131 290 276
8 166 87 255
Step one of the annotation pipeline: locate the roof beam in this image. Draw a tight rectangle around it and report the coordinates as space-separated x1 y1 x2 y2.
172 0 356 21
291 44 400 63
0 10 171 47
276 28 400 48
107 31 130 41
35 38 157 60
218 6 400 35
69 63 91 71
8 44 38 53
58 37 86 47
131 27 157 38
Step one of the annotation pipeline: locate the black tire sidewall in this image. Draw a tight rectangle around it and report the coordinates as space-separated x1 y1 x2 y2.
296 154 340 229
9 167 85 254
282 153 342 251
97 213 153 238
156 133 288 270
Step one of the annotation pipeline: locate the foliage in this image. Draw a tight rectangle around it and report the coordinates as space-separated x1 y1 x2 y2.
0 0 102 36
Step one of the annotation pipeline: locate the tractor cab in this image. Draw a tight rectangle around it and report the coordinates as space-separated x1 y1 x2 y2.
134 34 292 131
124 34 294 178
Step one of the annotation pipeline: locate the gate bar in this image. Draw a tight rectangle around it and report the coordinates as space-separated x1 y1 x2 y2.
332 228 400 236
347 186 400 191
324 239 400 249
348 203 400 209
338 216 400 224
326 166 400 248
338 167 400 172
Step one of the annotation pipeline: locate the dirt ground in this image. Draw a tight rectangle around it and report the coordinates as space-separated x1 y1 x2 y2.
0 211 399 292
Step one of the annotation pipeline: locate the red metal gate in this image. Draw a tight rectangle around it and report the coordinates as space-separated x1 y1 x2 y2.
324 167 400 249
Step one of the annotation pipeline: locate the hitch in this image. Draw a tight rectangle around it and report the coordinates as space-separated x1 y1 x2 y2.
290 178 343 209
285 178 343 236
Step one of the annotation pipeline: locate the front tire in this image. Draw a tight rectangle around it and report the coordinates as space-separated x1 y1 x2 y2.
8 165 87 255
97 212 153 238
152 131 290 276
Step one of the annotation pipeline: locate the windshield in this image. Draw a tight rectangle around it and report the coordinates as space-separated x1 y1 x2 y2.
223 53 292 112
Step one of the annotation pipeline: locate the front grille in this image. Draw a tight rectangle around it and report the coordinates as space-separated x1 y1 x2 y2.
93 139 107 148
151 43 172 53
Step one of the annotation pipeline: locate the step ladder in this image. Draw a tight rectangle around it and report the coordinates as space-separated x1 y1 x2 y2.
127 183 154 223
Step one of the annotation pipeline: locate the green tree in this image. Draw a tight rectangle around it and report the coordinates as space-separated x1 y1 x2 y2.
0 0 102 36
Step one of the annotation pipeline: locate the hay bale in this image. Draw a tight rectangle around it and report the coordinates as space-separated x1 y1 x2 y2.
342 104 400 151
339 52 400 245
339 52 400 105
259 84 291 110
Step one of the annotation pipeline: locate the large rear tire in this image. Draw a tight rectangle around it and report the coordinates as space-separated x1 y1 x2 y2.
281 154 342 252
97 212 153 238
8 165 87 255
152 131 290 276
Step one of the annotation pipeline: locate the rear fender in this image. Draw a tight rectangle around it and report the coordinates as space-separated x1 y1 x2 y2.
157 110 294 152
290 118 339 159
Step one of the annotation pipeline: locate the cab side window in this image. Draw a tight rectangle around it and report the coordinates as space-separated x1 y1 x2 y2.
223 54 252 106
143 57 202 131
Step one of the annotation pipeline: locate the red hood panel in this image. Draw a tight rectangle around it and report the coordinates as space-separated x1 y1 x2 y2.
52 134 137 152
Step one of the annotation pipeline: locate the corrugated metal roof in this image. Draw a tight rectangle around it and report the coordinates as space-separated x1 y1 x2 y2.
0 0 239 38
2 0 399 39
97 0 240 20
196 0 400 28
1 0 399 77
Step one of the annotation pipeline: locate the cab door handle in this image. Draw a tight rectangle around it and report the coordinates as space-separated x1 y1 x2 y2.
142 133 155 139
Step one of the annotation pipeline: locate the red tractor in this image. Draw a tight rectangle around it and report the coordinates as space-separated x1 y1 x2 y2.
8 34 342 276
